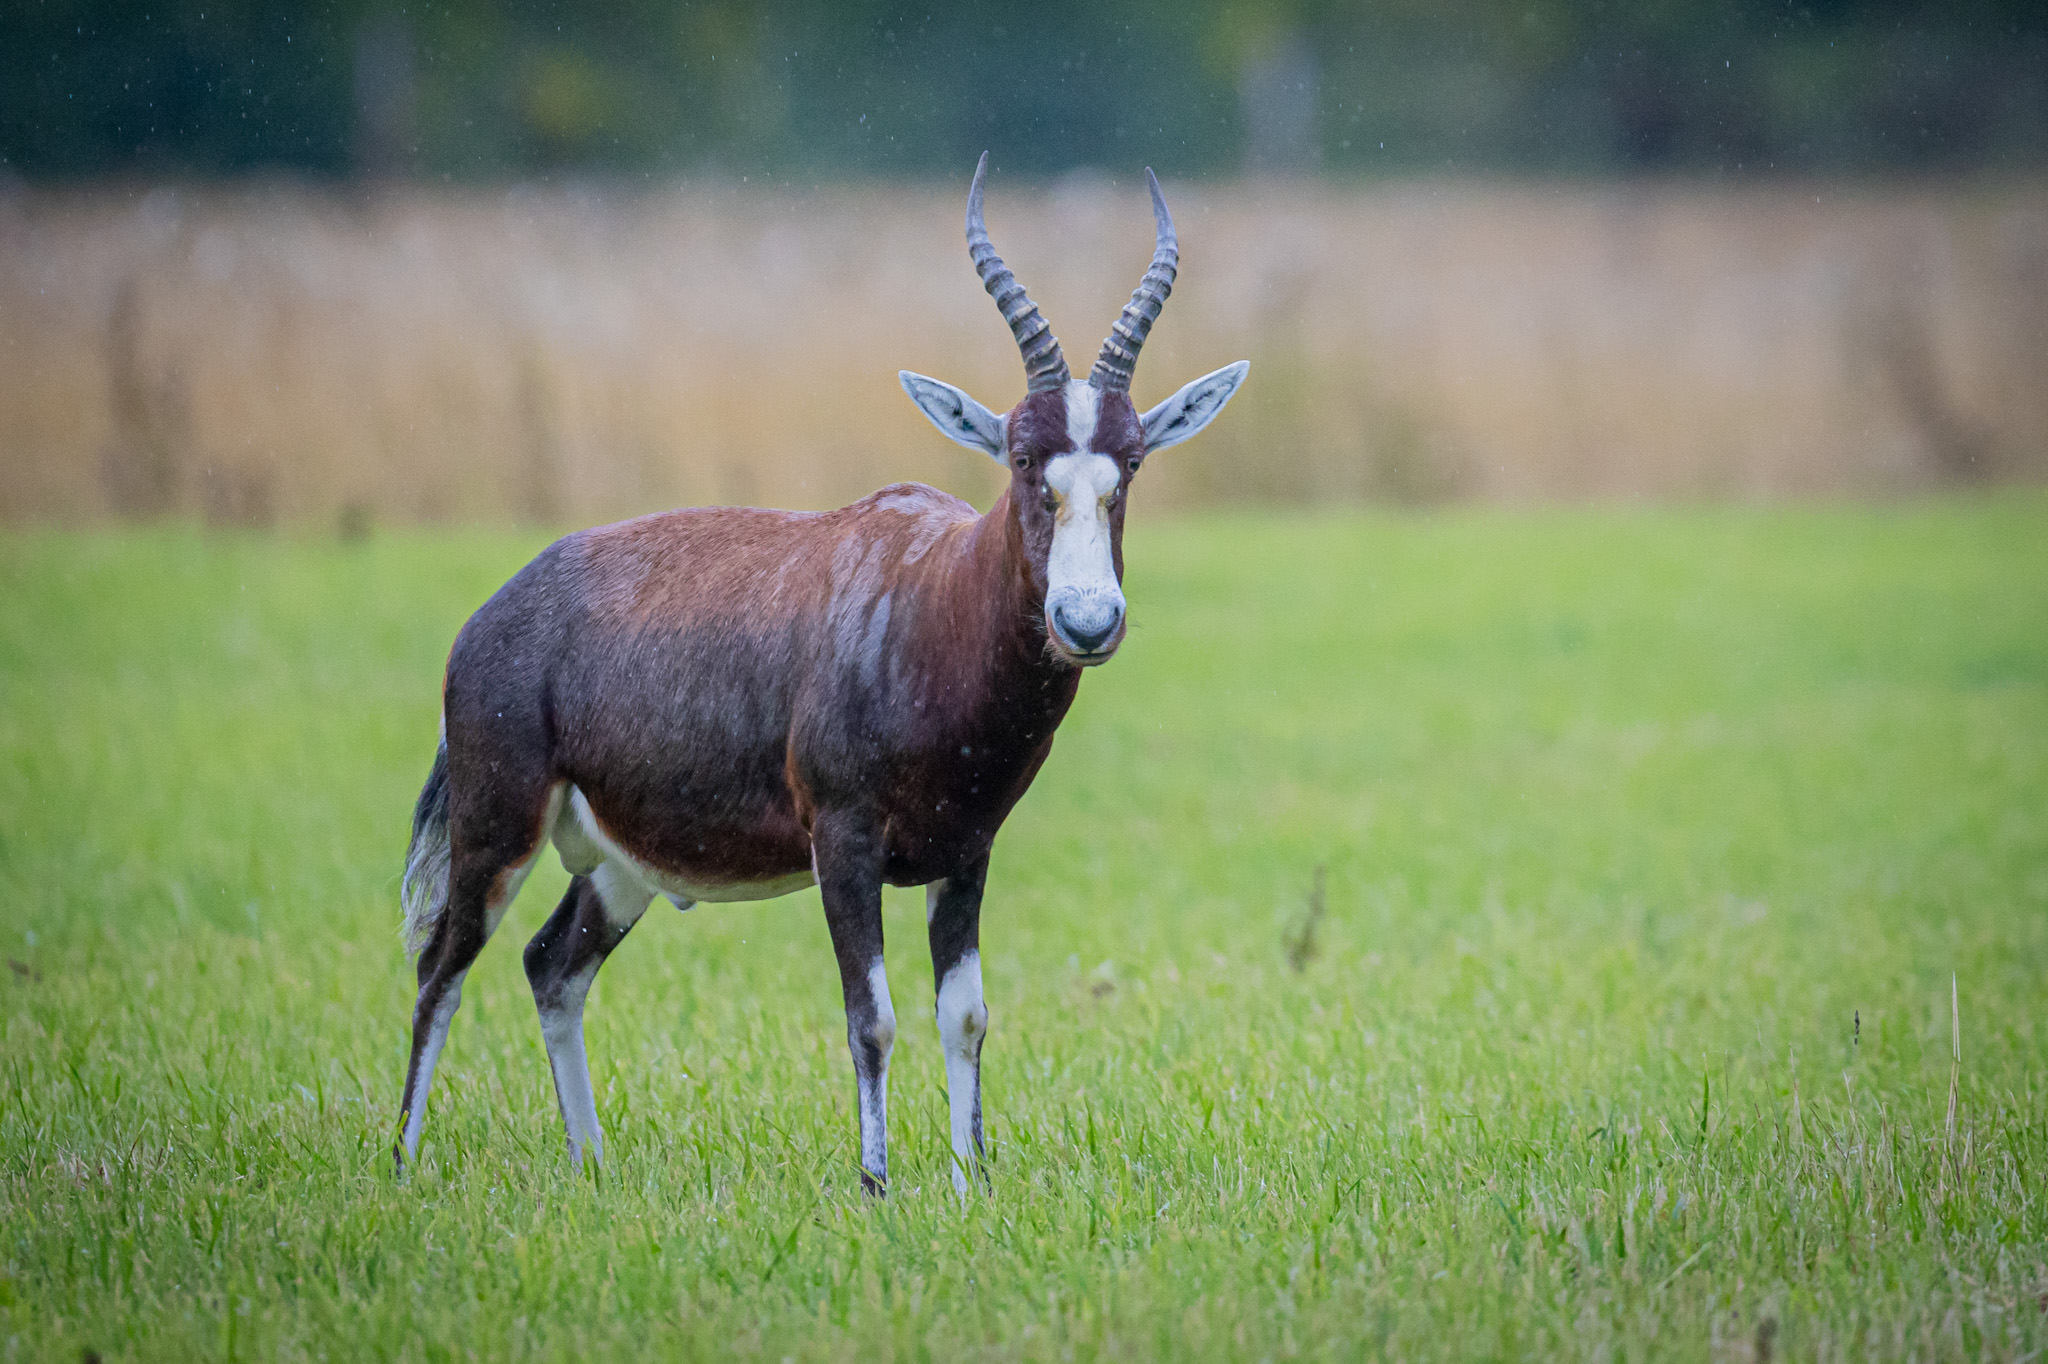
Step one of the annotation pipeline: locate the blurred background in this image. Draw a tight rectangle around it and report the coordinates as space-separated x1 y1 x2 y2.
3 0 2045 524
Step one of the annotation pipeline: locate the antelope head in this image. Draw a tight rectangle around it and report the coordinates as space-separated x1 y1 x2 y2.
902 154 1249 667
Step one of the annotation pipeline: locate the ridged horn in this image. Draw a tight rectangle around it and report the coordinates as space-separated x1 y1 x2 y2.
966 152 1069 393
1089 168 1178 392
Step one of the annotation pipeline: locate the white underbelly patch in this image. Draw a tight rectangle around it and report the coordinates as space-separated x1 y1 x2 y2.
552 785 816 906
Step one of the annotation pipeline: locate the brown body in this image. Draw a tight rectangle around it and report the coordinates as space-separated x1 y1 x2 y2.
446 482 1076 897
392 155 1248 1193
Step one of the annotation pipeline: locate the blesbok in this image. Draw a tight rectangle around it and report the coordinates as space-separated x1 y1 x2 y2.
395 154 1248 1193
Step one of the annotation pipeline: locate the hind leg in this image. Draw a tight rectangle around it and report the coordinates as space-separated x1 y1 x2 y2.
395 784 559 1172
523 861 655 1169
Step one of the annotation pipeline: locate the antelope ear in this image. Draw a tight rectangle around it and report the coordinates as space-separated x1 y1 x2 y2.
899 371 1008 462
1140 361 1250 453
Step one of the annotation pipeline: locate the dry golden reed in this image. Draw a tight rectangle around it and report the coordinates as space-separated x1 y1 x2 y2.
2 178 2044 526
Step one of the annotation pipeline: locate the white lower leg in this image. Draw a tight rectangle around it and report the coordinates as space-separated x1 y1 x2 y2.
400 967 469 1163
539 972 605 1168
536 861 650 1170
935 949 987 1192
855 956 896 1186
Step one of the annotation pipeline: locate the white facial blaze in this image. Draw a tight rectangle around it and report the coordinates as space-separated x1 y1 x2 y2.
1063 380 1101 455
1044 388 1123 641
1044 449 1120 596
1038 382 1140 659
1043 429 1123 658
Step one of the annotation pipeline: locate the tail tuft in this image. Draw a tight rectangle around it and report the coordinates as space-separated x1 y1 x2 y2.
400 736 452 957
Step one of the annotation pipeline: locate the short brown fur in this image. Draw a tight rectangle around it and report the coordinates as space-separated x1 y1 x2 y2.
393 159 1239 1194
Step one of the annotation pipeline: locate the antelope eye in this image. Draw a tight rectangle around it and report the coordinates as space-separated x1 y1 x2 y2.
1126 458 1141 474
1012 455 1030 471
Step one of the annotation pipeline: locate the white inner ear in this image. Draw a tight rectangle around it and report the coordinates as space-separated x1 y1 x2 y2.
1140 360 1251 453
899 371 1007 462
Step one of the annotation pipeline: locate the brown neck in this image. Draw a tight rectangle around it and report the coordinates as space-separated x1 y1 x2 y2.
934 487 1081 739
994 486 1080 679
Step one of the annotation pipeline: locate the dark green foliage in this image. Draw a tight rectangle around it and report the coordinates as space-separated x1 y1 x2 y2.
3 0 2044 180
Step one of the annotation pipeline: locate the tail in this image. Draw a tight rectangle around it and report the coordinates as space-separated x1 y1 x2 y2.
400 735 452 957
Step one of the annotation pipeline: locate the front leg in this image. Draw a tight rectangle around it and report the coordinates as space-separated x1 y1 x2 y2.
813 809 895 1195
928 854 989 1193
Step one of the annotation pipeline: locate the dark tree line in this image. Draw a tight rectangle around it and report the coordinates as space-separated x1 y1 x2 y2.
4 0 2045 180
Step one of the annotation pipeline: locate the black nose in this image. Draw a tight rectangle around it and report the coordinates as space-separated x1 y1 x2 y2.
1053 601 1122 653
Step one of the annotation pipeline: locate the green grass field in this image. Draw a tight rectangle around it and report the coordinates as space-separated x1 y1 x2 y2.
3 497 2046 1361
